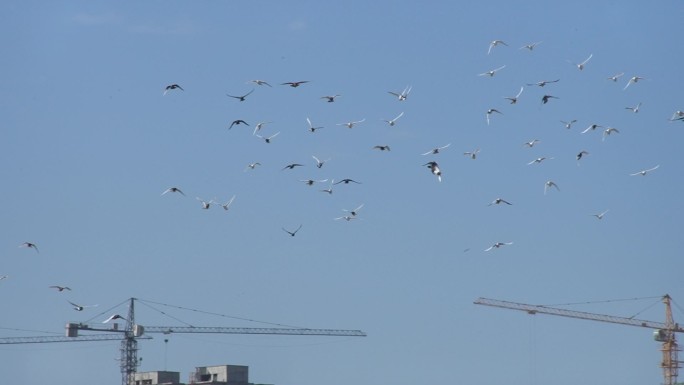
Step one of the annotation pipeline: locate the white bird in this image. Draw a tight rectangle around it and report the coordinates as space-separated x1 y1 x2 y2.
527 156 553 165
422 143 451 155
488 198 512 206
520 41 542 51
196 197 215 209
571 53 593 71
463 149 480 159
423 161 442 182
19 242 39 253
544 180 560 195
591 209 609 220
256 131 280 143
253 121 273 136
624 76 646 90
244 162 262 171
487 39 508 54
581 124 603 134
669 111 684 121
335 215 358 222
484 242 513 251
504 86 524 104
103 314 125 323
68 301 98 311
249 79 272 87
607 72 624 82
625 102 642 113
479 65 506 77
220 195 236 211
527 79 560 87
602 127 620 141
312 155 330 169
161 187 185 196
523 139 540 148
343 204 364 217
561 119 578 129
337 118 365 129
486 108 503 125
630 165 660 176
382 112 404 126
306 117 324 133
388 86 412 101
300 178 328 186
320 179 335 195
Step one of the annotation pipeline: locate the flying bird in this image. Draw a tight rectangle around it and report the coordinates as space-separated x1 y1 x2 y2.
49 285 71 292
576 150 589 161
282 163 304 170
19 242 39 253
591 209 609 220
103 314 125 323
607 72 625 82
625 102 642 113
602 127 620 141
544 180 560 195
388 85 412 101
541 94 559 104
163 84 183 95
630 165 660 176
570 53 593 70
487 39 508 54
304 117 324 133
484 242 514 251
478 65 506 77
334 179 362 185
504 86 524 104
337 118 365 128
624 76 645 90
581 124 603 134
670 111 684 121
226 89 254 102
161 187 185 196
488 198 512 206
282 224 302 237
229 119 249 129
244 162 261 171
463 149 480 159
256 131 280 143
486 108 502 125
281 81 309 88
321 94 341 102
373 145 391 151
249 79 272 87
382 112 404 126
68 301 98 311
422 143 451 155
196 197 215 209
300 179 328 186
312 155 330 169
320 179 335 194
520 41 542 51
523 139 540 148
423 161 442 182
220 195 236 211
561 119 578 129
527 157 553 165
343 204 364 217
527 79 559 87
334 215 358 222
252 121 273 136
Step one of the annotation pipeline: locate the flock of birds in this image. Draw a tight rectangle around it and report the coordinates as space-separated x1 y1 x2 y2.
5 37 683 319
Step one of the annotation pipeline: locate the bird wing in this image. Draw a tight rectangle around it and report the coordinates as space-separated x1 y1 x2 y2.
393 111 404 121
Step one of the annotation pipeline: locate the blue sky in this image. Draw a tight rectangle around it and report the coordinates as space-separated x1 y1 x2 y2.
2 1 684 384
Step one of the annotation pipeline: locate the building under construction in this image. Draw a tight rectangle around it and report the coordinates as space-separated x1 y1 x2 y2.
133 363 272 385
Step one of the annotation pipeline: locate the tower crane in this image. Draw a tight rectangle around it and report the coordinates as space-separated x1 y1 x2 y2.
0 297 367 385
474 294 682 385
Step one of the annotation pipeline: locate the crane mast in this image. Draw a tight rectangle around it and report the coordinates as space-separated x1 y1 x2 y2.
474 295 682 385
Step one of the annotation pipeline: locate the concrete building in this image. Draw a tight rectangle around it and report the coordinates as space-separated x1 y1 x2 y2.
133 364 270 385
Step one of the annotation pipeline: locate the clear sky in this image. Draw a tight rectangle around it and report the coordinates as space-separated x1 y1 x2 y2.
2 1 684 384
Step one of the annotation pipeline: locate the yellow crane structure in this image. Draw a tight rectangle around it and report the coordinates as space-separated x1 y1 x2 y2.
0 297 367 385
474 294 683 385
